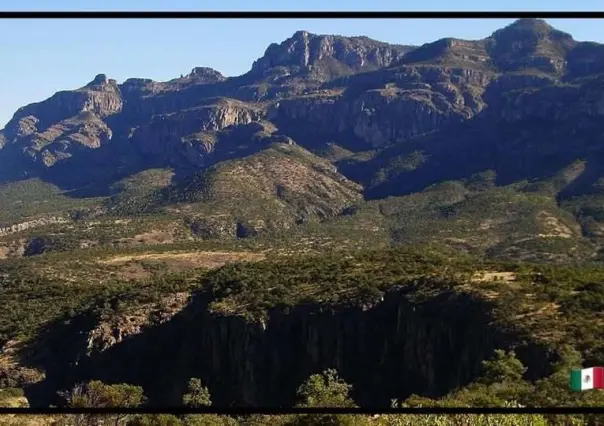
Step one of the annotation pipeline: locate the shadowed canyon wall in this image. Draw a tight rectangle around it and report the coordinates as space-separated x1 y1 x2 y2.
22 286 557 407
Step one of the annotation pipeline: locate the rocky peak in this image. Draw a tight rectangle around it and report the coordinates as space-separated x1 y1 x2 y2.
88 73 109 86
2 73 123 143
401 37 489 66
489 19 572 43
83 73 119 92
186 67 226 83
486 19 576 73
249 30 413 79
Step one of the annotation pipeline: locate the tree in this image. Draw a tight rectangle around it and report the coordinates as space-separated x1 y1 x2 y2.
180 379 236 426
295 369 355 408
531 346 604 426
478 349 526 384
60 380 146 426
128 414 183 426
440 349 534 407
289 369 370 426
183 378 212 407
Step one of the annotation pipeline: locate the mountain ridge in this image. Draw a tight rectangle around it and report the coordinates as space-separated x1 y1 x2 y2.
1 18 604 263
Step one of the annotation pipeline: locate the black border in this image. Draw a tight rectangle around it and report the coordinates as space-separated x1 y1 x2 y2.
2 406 604 415
1 7 603 417
0 11 603 19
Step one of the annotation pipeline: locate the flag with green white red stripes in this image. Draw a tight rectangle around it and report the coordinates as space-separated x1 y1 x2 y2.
571 367 604 391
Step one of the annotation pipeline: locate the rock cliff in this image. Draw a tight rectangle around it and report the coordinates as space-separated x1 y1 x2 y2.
22 284 556 408
249 30 414 81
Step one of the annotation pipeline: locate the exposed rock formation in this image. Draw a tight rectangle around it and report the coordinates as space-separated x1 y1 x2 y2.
250 30 414 80
86 293 191 355
129 99 264 165
22 286 556 408
270 65 489 148
0 217 69 236
0 75 121 170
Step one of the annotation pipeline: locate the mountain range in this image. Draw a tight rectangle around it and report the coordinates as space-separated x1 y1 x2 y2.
0 19 603 264
3 18 604 416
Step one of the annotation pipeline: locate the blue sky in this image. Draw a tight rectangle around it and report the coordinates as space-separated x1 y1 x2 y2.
1 0 603 128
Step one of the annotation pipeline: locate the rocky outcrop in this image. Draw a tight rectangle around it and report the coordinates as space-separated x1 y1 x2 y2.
496 76 604 123
86 293 191 355
271 65 489 148
1 75 121 169
180 67 226 84
5 74 122 136
0 217 69 236
486 19 576 74
401 37 491 68
250 30 414 81
0 340 45 389
187 216 238 239
129 99 264 166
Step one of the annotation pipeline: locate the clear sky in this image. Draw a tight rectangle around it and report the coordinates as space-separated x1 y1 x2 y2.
1 0 603 128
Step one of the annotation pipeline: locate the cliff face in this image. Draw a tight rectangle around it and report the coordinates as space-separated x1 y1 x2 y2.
0 75 121 170
249 31 414 83
22 286 556 408
270 65 490 149
128 100 264 166
495 78 604 123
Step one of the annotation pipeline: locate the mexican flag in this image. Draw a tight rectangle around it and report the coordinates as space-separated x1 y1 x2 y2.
570 367 604 391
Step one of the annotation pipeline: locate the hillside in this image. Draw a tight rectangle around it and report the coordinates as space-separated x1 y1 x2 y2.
1 21 603 262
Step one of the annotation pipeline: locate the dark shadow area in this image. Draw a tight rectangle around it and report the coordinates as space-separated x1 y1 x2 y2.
556 155 604 202
360 111 604 201
21 287 557 408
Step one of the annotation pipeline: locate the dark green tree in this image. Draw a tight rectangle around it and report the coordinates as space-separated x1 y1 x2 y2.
295 369 355 408
288 369 370 426
61 380 146 426
448 349 534 406
180 378 236 426
183 378 212 408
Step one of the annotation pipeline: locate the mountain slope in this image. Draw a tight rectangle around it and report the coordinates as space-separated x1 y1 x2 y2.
108 141 362 238
1 19 604 262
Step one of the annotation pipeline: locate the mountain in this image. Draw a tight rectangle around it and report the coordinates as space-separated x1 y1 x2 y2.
2 19 604 259
247 30 415 83
3 19 604 414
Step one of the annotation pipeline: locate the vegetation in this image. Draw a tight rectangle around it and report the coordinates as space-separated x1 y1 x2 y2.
59 380 146 426
182 379 212 408
20 365 594 425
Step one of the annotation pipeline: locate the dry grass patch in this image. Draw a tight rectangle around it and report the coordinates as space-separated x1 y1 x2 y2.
99 250 266 270
536 211 576 238
114 230 176 246
471 271 517 283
